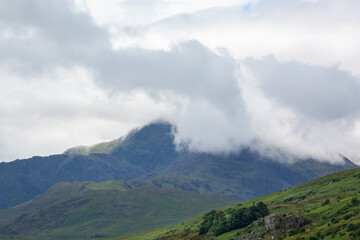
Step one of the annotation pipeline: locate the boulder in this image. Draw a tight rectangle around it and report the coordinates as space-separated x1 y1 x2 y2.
264 214 282 230
240 230 265 240
253 218 265 226
285 214 305 229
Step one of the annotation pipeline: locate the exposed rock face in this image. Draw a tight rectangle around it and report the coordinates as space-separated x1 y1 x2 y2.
253 218 265 226
240 230 265 240
264 214 282 230
285 215 305 229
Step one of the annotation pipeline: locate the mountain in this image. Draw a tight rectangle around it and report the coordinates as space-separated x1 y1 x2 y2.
148 151 355 200
111 167 360 240
0 180 237 240
0 123 177 209
0 121 356 209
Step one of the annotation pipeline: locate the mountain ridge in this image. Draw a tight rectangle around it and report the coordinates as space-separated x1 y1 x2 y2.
0 121 356 209
111 167 360 240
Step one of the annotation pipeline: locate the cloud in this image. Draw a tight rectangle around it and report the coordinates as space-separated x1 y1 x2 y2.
1 0 360 164
103 0 360 75
173 98 251 153
0 0 248 161
244 56 360 120
0 66 173 161
240 56 360 163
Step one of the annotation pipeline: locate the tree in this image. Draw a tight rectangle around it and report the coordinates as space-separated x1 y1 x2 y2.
256 202 269 217
198 210 216 235
210 211 229 236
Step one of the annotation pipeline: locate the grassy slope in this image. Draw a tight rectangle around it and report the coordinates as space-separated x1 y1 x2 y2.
0 180 237 240
0 235 24 240
1 121 355 210
0 122 176 210
148 151 356 201
112 167 360 240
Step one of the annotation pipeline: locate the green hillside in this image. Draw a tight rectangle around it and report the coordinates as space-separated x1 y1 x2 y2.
112 167 360 240
0 235 24 240
0 180 237 240
0 122 177 209
149 152 356 200
0 122 355 209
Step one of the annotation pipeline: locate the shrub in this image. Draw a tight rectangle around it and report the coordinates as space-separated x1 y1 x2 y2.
350 229 360 238
343 213 353 220
353 173 360 178
198 210 216 235
347 223 359 232
288 228 305 236
256 201 270 216
351 197 359 206
198 202 269 236
322 199 330 206
210 211 230 236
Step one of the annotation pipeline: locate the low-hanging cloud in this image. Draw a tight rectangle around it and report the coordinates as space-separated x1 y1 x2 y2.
1 0 360 164
240 57 360 163
0 0 250 161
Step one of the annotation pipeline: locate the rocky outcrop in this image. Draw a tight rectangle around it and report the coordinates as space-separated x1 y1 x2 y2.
264 214 282 230
285 214 305 229
240 230 265 240
253 218 265 226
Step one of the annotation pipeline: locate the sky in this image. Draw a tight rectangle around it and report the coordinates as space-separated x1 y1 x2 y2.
1 0 360 163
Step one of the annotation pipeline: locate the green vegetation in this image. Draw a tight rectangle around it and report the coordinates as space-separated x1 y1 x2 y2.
86 180 145 191
111 167 360 240
198 202 269 236
0 122 355 210
0 235 24 240
64 137 125 155
0 180 237 240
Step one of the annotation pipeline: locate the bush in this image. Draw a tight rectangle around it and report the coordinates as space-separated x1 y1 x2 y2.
322 199 330 206
210 211 230 236
288 228 305 236
353 173 360 178
198 202 269 236
198 210 216 235
350 229 360 238
256 201 270 216
351 197 359 206
347 223 359 232
309 237 319 240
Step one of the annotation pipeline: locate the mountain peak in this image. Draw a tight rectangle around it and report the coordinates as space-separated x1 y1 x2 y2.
64 121 174 156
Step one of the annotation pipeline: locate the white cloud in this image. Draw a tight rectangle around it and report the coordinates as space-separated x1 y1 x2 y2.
101 0 360 75
1 0 360 164
0 66 173 161
240 57 360 163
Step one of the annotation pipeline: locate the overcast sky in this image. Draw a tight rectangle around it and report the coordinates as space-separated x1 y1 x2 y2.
1 0 360 163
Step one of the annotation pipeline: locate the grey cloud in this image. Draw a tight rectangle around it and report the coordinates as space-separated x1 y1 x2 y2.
0 0 242 118
0 0 250 159
2 0 360 163
91 41 241 116
0 0 108 74
0 0 106 44
244 56 360 120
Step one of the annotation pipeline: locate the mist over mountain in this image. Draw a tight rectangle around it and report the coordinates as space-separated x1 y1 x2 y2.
2 0 360 164
0 122 356 210
1 1 360 239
